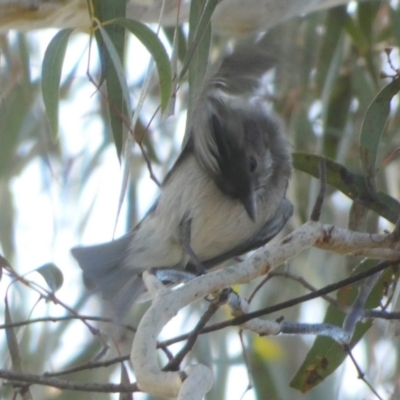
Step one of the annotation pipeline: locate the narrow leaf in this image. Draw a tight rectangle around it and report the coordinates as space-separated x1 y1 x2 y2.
41 28 73 138
293 152 400 224
98 25 133 118
115 18 172 112
315 7 347 96
291 260 399 392
183 0 214 145
92 0 127 159
5 298 23 373
181 0 218 80
5 298 33 399
359 77 400 196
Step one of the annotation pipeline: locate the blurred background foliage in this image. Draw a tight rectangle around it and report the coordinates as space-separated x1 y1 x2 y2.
1 0 400 399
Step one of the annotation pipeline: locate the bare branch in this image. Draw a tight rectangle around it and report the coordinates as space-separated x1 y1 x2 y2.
130 221 400 398
342 273 381 342
0 369 138 393
164 289 230 371
0 315 136 332
345 346 384 400
268 270 341 308
310 158 326 222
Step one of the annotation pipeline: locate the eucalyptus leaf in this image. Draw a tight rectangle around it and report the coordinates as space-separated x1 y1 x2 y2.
291 260 399 392
36 263 64 292
115 18 173 113
293 152 400 223
41 28 74 138
359 77 400 196
92 0 127 159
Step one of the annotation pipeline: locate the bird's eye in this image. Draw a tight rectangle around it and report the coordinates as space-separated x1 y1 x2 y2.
249 156 257 173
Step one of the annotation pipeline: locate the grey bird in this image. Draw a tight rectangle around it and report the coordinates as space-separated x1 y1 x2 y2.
71 44 293 317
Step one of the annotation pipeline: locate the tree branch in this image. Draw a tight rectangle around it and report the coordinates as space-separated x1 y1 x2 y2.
130 220 400 398
0 369 138 393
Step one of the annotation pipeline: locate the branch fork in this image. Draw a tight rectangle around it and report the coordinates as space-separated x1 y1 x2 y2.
131 219 400 398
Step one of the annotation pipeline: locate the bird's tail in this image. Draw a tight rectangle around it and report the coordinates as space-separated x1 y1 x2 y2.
71 233 146 317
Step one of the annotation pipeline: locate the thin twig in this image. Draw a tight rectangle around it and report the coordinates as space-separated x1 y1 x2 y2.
137 106 162 187
44 355 129 377
364 310 400 319
0 369 138 393
163 289 230 371
226 260 396 328
5 268 105 345
310 158 326 222
247 275 273 304
268 270 341 308
160 261 397 344
12 264 400 381
238 330 254 400
345 345 384 400
0 315 136 332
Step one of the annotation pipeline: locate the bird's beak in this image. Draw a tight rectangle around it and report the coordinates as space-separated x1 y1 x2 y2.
242 192 257 222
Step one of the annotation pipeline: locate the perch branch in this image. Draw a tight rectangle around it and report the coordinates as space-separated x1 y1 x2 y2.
130 220 400 398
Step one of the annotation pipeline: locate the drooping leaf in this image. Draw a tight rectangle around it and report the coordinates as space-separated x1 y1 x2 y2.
181 0 218 80
35 263 64 292
163 26 188 64
5 298 34 399
98 25 132 120
115 18 172 113
293 152 400 224
315 7 347 96
291 260 399 392
41 28 74 138
92 0 127 159
5 298 23 373
182 0 216 145
359 77 400 196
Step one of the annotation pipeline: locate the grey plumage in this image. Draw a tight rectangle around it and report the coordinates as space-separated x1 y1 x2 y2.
71 43 293 317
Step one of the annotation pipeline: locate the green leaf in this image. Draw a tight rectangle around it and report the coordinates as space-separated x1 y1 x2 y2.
41 28 74 138
92 0 127 159
290 307 371 393
5 297 33 400
163 26 188 64
359 77 400 196
293 152 400 223
324 73 352 159
182 0 216 145
0 185 15 259
291 260 399 392
98 25 132 119
5 298 22 372
181 0 218 80
315 7 347 96
357 1 382 45
0 254 12 281
390 5 400 46
36 263 64 292
344 15 369 54
115 18 172 112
